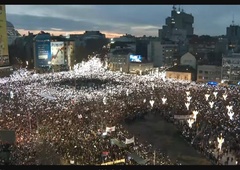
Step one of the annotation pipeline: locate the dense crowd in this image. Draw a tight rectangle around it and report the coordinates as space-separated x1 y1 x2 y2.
0 57 239 165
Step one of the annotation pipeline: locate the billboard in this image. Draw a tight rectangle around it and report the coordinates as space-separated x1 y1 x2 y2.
51 41 65 65
35 40 51 67
0 5 9 66
130 55 142 63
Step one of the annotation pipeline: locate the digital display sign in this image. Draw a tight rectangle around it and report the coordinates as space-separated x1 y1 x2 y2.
130 55 142 63
35 40 51 67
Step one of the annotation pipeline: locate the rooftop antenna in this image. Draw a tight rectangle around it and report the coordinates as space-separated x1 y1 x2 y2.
178 5 181 12
173 5 176 11
232 13 235 26
181 6 184 13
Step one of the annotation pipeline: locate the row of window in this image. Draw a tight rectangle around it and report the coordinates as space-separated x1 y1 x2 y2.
198 76 220 80
198 70 221 74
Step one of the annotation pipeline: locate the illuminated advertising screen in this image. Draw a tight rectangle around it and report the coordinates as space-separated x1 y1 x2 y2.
130 55 142 63
0 5 9 66
35 40 51 67
51 41 65 65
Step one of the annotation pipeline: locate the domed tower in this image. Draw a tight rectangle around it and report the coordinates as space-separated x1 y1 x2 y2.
6 20 21 45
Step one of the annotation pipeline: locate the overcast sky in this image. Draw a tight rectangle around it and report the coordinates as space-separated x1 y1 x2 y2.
5 5 240 38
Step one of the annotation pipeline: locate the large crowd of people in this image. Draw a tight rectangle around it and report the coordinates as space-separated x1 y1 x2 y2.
0 57 239 165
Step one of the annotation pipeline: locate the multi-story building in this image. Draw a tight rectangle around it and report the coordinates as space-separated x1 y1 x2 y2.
226 23 240 52
113 34 136 43
108 48 133 72
197 65 222 83
147 40 178 67
221 52 240 84
33 32 76 72
165 65 196 81
0 5 13 77
215 36 228 55
158 5 194 42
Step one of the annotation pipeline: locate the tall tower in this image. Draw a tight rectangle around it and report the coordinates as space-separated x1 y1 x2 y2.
0 5 9 67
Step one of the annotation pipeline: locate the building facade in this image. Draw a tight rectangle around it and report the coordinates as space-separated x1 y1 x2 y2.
180 52 197 69
158 5 194 42
108 49 132 73
166 65 196 81
129 62 153 75
221 53 240 84
0 5 10 67
147 40 178 67
197 65 222 83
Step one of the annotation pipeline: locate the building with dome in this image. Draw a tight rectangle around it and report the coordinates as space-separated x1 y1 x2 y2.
7 21 21 45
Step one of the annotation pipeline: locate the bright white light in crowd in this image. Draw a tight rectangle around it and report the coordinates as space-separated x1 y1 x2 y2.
213 91 218 99
223 93 227 100
187 119 195 128
126 89 129 96
185 102 190 110
185 91 190 96
226 105 233 113
209 101 214 109
151 83 154 90
143 99 146 103
149 100 154 108
103 97 107 105
161 97 167 104
205 94 210 101
217 133 224 152
73 56 104 74
227 111 234 120
192 110 199 121
187 96 191 102
10 91 14 99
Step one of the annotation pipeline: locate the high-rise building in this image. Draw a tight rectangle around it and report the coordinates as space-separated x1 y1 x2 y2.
0 5 9 67
0 5 12 77
226 22 240 52
159 5 194 42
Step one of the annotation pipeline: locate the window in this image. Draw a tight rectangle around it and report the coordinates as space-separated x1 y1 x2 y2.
198 76 202 79
204 71 208 74
199 70 203 73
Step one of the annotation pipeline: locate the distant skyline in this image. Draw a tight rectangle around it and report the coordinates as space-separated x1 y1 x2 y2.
5 5 240 38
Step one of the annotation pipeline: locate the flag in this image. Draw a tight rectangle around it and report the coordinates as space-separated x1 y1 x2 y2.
125 137 135 144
